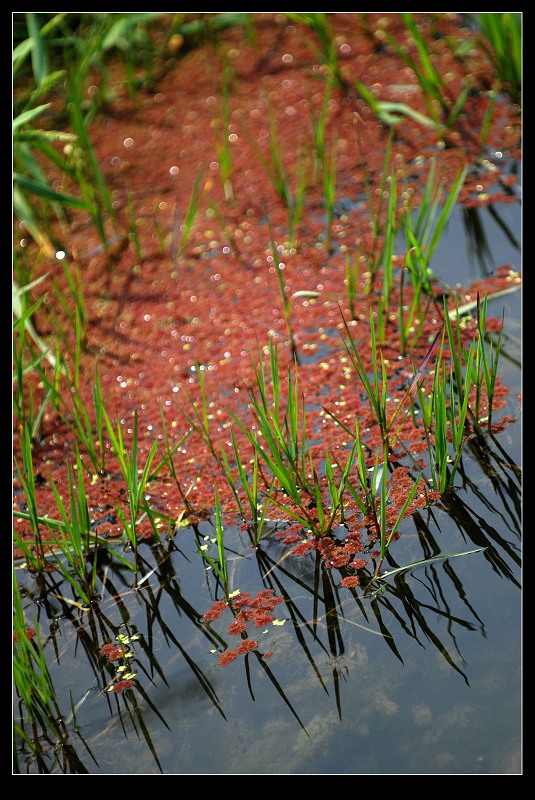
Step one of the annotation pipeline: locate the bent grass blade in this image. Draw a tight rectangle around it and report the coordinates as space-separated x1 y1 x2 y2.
366 547 486 597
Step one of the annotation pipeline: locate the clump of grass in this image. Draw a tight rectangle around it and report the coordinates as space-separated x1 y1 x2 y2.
13 14 83 255
62 76 119 255
218 427 275 547
398 293 505 495
325 302 488 497
58 362 108 476
226 337 360 538
384 13 472 133
13 104 87 256
334 307 444 454
237 337 312 495
241 96 290 206
46 447 135 603
411 321 472 495
13 572 66 749
473 12 521 106
14 423 48 567
103 410 160 580
444 292 505 434
400 158 468 298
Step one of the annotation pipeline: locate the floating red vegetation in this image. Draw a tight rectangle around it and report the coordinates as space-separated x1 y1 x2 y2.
236 640 259 654
349 558 367 570
100 643 127 662
218 649 239 666
13 628 36 642
341 576 360 589
110 680 135 694
228 620 247 635
205 589 285 663
201 599 228 622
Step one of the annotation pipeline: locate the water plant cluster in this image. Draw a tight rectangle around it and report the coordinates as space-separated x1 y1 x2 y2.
13 12 521 773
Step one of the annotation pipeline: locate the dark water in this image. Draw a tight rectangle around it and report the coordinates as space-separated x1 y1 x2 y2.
14 193 521 775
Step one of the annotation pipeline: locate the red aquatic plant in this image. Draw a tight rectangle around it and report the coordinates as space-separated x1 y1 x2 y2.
110 679 135 694
205 588 284 664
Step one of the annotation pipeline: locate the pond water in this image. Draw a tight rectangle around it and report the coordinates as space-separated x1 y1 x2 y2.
14 195 521 775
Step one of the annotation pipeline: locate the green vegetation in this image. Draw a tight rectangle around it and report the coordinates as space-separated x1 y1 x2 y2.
12 13 520 771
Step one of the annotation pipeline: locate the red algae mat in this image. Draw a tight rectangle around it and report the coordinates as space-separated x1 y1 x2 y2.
13 13 521 558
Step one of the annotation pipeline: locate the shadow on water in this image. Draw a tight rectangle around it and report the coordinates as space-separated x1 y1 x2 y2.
14 421 521 773
461 203 520 277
